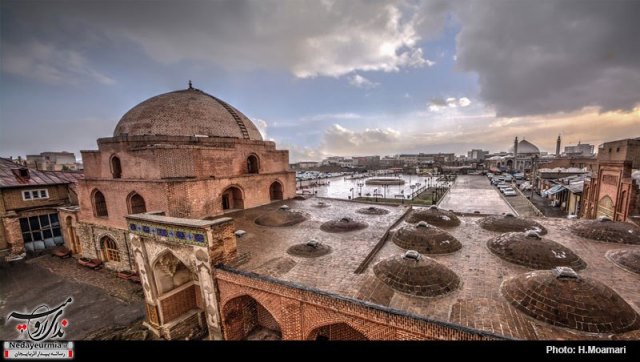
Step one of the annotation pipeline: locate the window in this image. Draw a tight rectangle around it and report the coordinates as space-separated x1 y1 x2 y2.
22 189 49 201
101 236 120 262
111 156 122 179
616 147 620 152
19 213 62 245
128 193 146 214
247 155 259 174
93 190 108 217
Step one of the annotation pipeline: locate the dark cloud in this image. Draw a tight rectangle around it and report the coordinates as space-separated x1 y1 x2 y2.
2 0 435 79
454 0 640 116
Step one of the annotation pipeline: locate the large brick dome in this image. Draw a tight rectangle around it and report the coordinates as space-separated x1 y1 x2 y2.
113 86 263 140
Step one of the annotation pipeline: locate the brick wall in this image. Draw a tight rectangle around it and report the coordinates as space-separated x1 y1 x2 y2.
2 185 70 212
215 267 500 341
160 283 198 323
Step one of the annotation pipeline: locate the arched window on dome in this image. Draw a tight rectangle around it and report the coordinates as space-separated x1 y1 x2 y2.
92 190 108 217
247 155 259 174
110 156 122 179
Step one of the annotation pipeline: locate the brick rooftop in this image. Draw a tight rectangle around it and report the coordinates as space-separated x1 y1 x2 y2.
226 198 640 340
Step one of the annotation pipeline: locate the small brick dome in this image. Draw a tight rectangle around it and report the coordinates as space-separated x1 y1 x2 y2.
478 215 547 235
392 222 462 254
320 217 367 233
606 249 640 275
373 251 461 297
501 268 639 333
487 232 586 270
406 206 461 228
255 209 308 227
114 87 263 140
571 219 640 245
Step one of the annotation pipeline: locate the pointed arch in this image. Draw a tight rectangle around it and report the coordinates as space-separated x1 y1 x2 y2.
92 189 108 217
100 235 120 262
269 180 283 201
247 154 259 174
306 321 369 341
127 191 147 214
110 155 122 179
222 294 282 340
221 185 245 210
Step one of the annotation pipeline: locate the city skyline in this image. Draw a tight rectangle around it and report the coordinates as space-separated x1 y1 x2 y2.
1 0 639 161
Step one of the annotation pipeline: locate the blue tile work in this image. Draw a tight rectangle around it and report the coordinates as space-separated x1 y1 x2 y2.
128 221 207 246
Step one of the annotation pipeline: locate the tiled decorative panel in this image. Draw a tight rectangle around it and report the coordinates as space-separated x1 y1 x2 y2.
129 221 207 246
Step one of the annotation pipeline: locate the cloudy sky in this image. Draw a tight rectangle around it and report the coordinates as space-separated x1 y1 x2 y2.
1 0 639 162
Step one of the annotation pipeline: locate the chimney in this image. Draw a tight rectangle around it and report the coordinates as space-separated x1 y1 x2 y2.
556 134 561 156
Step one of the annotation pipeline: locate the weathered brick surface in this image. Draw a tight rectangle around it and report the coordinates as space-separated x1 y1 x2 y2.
215 268 497 341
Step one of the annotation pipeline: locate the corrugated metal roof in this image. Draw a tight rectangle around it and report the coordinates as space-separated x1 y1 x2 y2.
0 158 84 189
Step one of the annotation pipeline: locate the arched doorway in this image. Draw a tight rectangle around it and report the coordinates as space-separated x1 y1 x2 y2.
66 216 81 254
222 295 281 340
247 155 259 174
152 252 198 324
307 322 368 341
597 195 614 219
221 186 244 211
269 181 283 201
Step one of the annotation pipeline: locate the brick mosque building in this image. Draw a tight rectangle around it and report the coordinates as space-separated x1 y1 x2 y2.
58 85 639 341
66 83 295 271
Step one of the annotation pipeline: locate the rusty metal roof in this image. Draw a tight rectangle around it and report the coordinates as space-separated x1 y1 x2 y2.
0 158 84 189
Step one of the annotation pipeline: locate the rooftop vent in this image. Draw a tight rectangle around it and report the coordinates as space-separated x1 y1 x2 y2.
416 221 430 229
552 266 579 280
12 168 30 180
234 230 247 237
524 230 542 239
306 240 320 248
403 250 422 261
279 205 290 211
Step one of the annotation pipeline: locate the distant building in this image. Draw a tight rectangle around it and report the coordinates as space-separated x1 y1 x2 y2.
26 151 79 171
352 155 380 168
563 142 595 157
0 158 83 260
397 153 454 165
290 161 319 170
467 149 489 161
596 137 640 168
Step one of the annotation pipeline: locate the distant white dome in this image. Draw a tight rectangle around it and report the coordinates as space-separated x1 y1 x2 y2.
509 139 540 154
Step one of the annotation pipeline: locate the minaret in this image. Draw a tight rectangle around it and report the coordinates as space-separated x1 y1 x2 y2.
556 134 561 156
514 136 518 157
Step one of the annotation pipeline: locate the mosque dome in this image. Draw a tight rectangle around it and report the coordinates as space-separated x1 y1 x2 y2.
501 268 639 333
509 139 540 154
113 85 263 140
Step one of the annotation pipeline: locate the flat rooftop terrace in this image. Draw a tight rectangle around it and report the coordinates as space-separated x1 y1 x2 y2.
226 197 640 340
